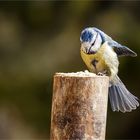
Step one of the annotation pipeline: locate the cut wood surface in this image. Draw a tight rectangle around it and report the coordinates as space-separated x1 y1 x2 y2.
50 71 109 140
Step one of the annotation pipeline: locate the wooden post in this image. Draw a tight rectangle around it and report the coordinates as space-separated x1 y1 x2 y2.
50 71 109 140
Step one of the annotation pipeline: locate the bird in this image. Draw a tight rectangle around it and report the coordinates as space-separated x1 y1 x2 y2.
80 27 139 113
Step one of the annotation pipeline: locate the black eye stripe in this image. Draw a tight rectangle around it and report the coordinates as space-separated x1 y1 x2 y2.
91 33 98 46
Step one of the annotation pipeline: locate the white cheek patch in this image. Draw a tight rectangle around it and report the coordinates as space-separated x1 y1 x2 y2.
90 30 97 44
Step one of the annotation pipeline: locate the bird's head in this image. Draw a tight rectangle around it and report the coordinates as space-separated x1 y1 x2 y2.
80 27 102 54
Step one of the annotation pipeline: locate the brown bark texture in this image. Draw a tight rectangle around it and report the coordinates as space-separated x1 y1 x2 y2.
50 72 109 140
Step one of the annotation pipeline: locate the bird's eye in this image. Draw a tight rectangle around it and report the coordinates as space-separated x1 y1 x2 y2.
91 42 95 46
91 33 98 46
91 39 96 46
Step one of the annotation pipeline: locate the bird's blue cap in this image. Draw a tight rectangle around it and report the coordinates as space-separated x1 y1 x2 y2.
80 29 93 42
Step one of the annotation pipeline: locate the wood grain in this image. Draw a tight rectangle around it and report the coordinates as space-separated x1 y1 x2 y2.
50 72 109 140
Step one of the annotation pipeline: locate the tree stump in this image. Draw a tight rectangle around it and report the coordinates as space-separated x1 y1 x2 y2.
50 71 109 140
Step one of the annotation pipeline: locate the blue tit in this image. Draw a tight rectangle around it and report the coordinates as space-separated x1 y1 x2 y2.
80 27 139 113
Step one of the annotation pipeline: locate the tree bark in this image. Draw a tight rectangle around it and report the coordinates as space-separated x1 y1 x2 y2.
50 72 109 140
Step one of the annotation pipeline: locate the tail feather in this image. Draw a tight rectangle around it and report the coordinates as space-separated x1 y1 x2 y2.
109 76 139 113
117 84 137 111
115 87 126 111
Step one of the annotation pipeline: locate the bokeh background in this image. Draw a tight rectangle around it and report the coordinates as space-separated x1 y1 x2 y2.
0 1 139 139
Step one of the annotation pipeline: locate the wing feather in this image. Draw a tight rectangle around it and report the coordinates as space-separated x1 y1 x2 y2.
108 42 137 57
93 27 137 57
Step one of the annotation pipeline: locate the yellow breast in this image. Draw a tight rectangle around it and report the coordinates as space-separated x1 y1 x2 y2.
80 44 108 74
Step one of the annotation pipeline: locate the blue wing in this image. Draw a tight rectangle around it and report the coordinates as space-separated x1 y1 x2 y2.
93 27 137 57
108 41 137 57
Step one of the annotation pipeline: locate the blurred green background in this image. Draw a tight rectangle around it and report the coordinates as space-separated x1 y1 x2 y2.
0 1 139 139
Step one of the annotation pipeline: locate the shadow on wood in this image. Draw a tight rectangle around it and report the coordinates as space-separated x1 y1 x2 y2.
50 72 109 140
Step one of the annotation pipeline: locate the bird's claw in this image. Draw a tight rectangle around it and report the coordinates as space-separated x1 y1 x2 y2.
97 71 107 76
97 72 104 76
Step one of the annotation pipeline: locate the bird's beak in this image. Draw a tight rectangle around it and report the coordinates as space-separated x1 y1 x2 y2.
81 42 96 54
81 42 91 53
